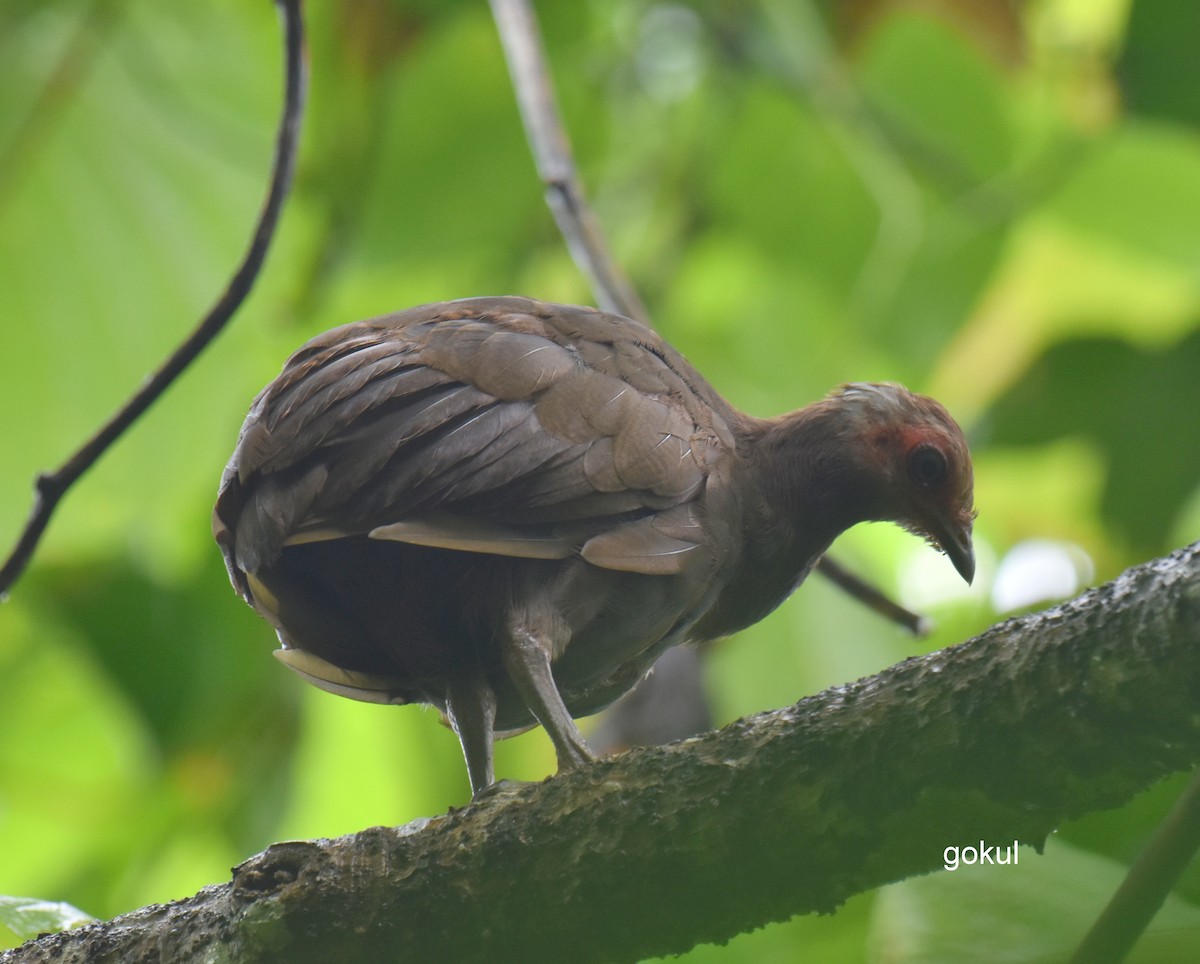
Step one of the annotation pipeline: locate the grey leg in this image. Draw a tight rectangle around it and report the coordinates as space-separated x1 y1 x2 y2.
502 627 594 772
445 675 497 797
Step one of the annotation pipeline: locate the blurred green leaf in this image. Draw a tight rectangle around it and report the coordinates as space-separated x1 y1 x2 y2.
870 838 1200 963
1059 771 1200 906
702 83 878 306
988 331 1200 551
1045 124 1200 280
1118 3 1200 128
856 13 1013 185
0 895 95 946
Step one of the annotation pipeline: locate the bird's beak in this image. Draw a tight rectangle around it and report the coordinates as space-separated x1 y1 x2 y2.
928 514 975 585
947 532 975 585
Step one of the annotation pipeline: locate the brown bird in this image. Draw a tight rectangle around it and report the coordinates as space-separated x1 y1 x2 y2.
214 297 975 796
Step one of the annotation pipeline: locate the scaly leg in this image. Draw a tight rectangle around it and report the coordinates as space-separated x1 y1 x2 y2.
445 675 497 797
502 626 593 772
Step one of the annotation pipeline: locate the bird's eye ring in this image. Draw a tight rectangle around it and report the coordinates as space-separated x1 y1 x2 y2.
909 445 948 487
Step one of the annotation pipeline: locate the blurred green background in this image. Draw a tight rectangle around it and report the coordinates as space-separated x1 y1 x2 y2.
2 0 1199 959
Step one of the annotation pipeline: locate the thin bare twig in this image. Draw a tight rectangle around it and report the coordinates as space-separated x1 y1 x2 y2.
816 554 928 635
489 0 649 325
0 0 307 597
489 0 926 635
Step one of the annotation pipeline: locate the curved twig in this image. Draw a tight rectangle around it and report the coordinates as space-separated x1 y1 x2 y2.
0 0 307 597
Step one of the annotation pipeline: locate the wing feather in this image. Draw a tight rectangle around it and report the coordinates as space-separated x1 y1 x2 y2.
369 515 574 560
217 298 737 576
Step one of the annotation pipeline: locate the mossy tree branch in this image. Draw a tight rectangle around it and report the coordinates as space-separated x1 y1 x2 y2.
6 542 1199 964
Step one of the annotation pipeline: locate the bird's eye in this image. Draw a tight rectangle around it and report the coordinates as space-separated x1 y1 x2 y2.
908 445 948 487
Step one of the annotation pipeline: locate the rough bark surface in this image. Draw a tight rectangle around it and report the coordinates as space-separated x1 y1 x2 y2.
6 542 1199 964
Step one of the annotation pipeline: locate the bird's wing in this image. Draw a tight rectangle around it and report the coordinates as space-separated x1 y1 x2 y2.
215 298 737 580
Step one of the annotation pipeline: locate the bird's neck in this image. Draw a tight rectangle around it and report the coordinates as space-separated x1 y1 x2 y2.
751 405 886 542
696 406 882 639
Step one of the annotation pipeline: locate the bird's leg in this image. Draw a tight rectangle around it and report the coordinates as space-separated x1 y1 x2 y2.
502 626 594 772
445 674 497 797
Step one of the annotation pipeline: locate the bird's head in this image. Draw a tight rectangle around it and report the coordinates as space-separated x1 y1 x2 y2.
830 383 976 584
